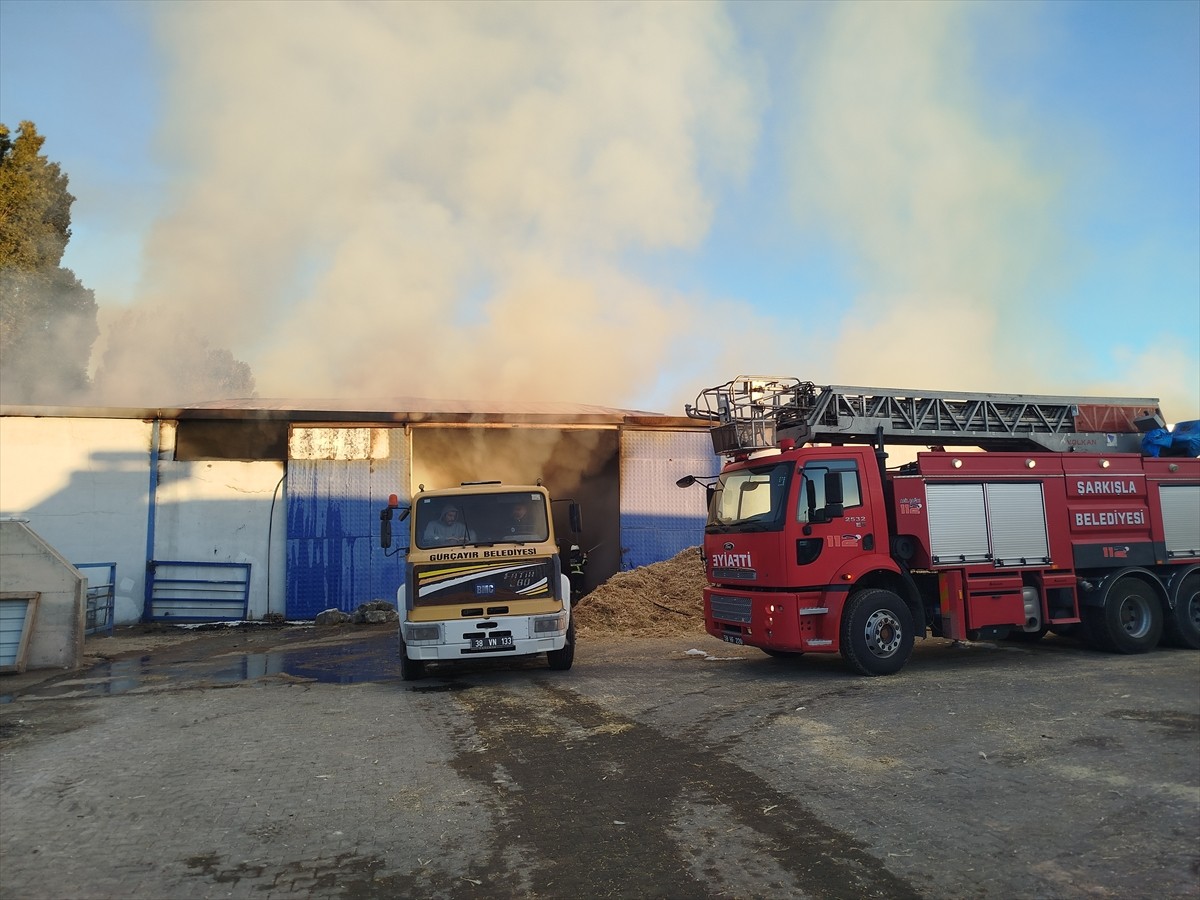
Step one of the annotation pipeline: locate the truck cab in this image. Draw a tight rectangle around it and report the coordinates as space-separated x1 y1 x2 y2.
700 444 919 673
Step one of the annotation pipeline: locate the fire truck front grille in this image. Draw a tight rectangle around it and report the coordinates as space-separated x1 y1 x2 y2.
712 567 757 581
710 594 752 624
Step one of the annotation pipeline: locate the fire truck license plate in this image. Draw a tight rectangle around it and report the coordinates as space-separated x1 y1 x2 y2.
472 636 514 650
722 634 744 645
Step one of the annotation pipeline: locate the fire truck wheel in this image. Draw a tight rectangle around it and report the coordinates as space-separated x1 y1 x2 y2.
547 624 576 671
398 639 425 681
840 589 914 676
1162 573 1200 649
1096 577 1163 655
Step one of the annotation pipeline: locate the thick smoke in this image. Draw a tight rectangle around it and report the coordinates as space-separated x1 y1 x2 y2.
82 2 1197 420
92 2 763 409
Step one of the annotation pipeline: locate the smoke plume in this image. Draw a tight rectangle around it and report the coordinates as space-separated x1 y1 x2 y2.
92 2 762 409
82 1 1197 421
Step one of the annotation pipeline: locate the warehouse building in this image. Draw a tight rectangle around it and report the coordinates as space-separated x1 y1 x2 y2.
0 399 718 628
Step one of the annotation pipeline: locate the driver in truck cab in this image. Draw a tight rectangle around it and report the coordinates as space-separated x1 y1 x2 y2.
422 505 473 546
508 501 531 534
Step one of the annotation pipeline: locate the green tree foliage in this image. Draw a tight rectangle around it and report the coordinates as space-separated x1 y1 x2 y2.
0 121 98 403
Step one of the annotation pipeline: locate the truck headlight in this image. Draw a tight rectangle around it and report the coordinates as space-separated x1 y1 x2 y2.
404 623 441 643
532 614 566 634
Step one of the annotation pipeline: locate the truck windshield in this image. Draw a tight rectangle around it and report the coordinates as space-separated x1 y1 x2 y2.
707 461 793 531
415 491 549 549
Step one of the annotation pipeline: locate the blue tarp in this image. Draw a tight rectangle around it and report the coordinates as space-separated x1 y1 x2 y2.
1142 420 1200 457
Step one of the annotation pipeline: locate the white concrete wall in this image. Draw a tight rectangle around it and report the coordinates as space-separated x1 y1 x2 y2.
0 520 85 670
0 416 287 623
154 453 286 620
0 417 150 624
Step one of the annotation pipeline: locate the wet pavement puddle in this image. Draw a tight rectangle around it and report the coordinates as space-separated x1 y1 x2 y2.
1 639 407 701
1 634 538 702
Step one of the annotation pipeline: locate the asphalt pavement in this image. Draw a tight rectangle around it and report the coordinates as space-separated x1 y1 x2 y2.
1 625 1197 899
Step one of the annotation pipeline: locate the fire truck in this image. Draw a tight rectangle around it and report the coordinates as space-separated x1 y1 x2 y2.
379 481 583 680
681 377 1200 676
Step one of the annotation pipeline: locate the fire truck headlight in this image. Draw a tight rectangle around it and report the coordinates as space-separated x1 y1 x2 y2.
533 614 567 634
404 623 441 643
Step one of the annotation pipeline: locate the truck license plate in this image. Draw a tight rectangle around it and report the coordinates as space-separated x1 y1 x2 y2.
472 635 514 650
722 634 744 645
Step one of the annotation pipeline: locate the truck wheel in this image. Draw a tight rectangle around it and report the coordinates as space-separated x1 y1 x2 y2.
547 624 575 671
1162 573 1200 649
840 589 914 676
1096 577 1163 654
398 638 425 681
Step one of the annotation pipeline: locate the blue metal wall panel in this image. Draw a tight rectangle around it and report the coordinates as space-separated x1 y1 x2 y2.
619 430 719 570
285 433 407 619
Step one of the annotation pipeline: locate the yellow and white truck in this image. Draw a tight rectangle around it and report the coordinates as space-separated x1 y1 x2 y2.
380 481 581 680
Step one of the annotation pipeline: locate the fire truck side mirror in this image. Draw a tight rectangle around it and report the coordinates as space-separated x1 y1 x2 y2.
824 471 845 518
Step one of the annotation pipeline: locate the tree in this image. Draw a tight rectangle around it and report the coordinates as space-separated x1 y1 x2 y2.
0 121 98 404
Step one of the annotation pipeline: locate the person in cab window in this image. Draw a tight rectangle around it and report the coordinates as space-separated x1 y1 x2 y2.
423 505 471 545
508 501 532 535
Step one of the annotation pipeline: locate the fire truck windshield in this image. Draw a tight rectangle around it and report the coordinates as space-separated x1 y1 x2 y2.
707 460 793 532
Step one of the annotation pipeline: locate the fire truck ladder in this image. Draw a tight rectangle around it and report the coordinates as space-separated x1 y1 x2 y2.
685 376 1164 455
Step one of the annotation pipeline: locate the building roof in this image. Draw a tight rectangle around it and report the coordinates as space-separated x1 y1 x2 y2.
0 397 705 429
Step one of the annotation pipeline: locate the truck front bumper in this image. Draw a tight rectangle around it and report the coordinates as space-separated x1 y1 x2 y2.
401 614 568 661
705 588 836 651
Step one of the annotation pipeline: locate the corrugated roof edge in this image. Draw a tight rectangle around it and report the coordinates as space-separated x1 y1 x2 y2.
1 398 705 429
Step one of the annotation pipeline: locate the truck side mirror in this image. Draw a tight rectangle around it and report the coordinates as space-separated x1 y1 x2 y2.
380 507 393 549
824 471 844 519
380 494 407 549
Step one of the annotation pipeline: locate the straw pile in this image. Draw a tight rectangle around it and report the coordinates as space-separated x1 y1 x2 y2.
573 546 708 637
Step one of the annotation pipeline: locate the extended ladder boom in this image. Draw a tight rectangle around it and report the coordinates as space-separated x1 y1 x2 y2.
685 376 1164 455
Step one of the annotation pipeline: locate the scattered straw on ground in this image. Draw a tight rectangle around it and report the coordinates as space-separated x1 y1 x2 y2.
573 546 708 638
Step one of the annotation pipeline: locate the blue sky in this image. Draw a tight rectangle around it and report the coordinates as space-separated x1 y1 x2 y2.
1 0 1197 418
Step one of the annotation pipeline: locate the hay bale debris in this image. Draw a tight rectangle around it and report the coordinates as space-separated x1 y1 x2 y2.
573 546 708 638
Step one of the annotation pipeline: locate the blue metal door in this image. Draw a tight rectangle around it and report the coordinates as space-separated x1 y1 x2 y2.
285 429 407 619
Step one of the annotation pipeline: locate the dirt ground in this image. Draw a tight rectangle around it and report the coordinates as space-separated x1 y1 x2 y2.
2 553 1198 899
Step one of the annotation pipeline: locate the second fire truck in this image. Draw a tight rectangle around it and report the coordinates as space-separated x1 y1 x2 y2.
682 377 1199 676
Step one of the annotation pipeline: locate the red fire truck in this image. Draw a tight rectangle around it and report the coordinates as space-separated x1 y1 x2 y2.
681 377 1200 676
